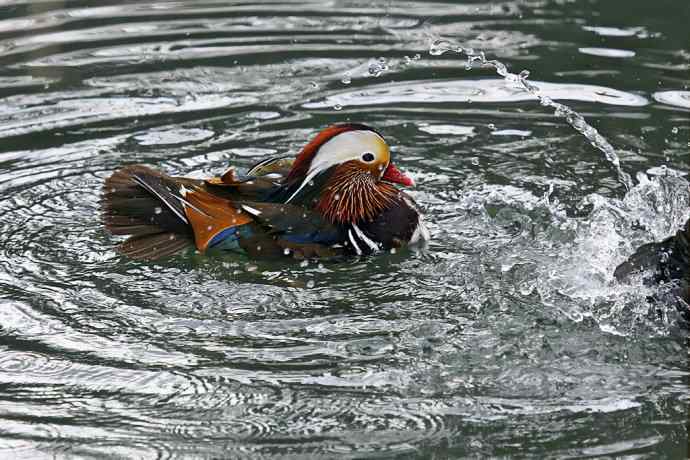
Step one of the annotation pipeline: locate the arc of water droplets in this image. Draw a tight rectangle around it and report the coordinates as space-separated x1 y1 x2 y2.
430 39 634 192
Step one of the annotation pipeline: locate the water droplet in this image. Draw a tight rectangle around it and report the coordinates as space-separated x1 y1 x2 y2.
300 260 309 268
390 248 397 254
333 103 343 111
470 439 483 449
306 280 315 288
317 263 324 270
154 206 162 214
333 193 341 201
368 58 387 77
256 245 261 251
671 126 679 134
429 39 454 56
283 248 291 255
341 72 352 84
488 123 496 130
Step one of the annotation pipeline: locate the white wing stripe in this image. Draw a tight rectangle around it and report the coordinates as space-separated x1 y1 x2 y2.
351 223 379 252
241 205 262 216
348 229 362 255
131 175 189 224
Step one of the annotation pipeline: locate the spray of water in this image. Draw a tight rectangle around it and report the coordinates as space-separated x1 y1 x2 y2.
429 39 635 192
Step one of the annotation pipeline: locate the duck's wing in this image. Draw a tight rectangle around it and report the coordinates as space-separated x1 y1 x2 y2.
236 201 346 258
103 165 268 259
238 201 342 243
246 157 294 177
102 165 203 260
201 156 295 201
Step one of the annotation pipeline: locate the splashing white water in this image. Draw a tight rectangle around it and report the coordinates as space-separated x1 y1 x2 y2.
429 39 635 192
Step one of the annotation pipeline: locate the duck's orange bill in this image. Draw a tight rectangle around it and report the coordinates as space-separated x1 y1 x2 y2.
382 163 414 187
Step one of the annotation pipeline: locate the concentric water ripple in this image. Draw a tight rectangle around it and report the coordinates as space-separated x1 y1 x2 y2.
0 0 688 458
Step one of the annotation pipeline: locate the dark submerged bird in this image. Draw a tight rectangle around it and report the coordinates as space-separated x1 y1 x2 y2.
614 218 690 326
101 123 429 261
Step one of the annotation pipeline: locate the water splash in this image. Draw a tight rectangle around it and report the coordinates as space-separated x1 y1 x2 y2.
429 39 635 192
368 57 389 77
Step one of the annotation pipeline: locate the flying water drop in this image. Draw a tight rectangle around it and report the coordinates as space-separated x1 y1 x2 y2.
368 58 388 77
427 38 634 191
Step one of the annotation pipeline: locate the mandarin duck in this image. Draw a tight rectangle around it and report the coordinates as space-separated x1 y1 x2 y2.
101 123 429 260
614 218 689 325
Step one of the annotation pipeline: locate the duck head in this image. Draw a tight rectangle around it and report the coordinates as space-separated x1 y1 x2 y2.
284 124 414 224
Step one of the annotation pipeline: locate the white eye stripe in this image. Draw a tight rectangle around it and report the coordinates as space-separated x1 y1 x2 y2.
286 130 387 203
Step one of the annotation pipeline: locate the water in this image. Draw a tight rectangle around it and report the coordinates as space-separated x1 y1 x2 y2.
428 38 635 191
0 0 688 458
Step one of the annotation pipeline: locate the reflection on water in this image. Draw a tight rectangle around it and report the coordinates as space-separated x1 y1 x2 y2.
302 78 650 108
0 0 688 458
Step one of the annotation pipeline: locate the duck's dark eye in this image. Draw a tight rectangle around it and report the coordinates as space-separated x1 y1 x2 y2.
362 152 375 162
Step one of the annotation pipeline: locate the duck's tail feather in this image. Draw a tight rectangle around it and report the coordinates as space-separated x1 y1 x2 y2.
119 232 192 260
101 165 194 260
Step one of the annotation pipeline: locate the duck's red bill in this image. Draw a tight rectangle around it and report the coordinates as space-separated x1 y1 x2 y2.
382 163 415 187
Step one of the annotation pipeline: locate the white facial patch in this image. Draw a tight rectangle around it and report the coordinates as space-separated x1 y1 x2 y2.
286 130 389 203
